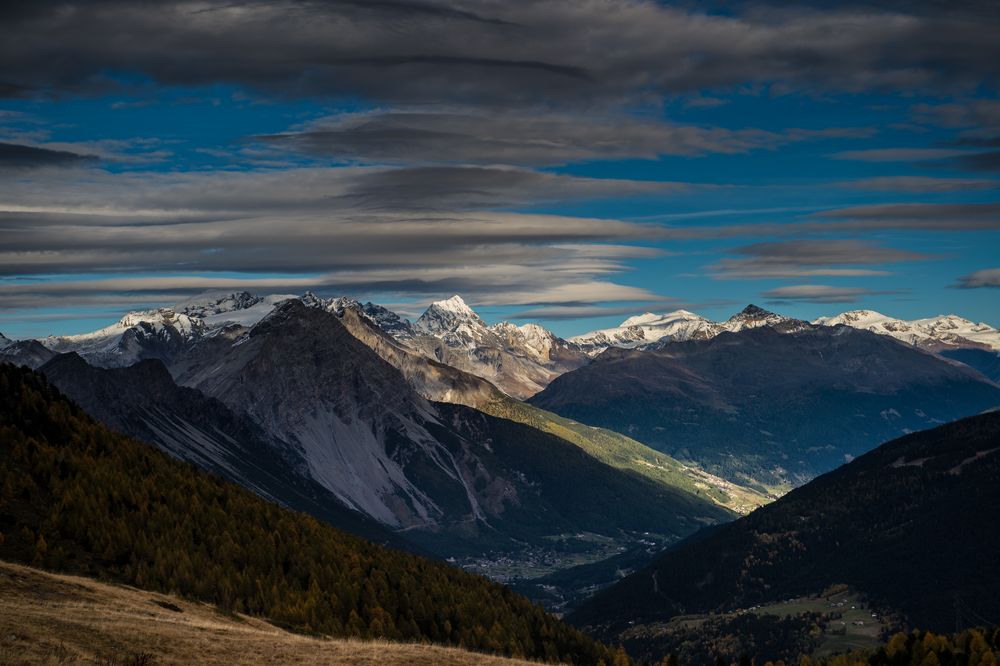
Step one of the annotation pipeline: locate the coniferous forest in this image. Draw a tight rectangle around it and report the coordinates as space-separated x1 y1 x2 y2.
805 626 1000 666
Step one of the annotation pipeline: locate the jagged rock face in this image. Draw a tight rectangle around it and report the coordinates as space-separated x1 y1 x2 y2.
335 306 501 407
37 292 278 368
814 309 1000 351
171 301 462 529
531 325 1000 487
0 339 56 369
405 295 589 399
175 291 263 318
36 352 411 549
362 302 416 341
719 304 794 332
42 308 203 368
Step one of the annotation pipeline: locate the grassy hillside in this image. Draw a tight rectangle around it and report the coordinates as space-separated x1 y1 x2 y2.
481 396 772 514
0 560 548 666
0 364 622 665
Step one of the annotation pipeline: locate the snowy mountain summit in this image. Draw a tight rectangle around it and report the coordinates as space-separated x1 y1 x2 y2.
572 304 807 356
414 295 487 339
814 310 1000 351
720 304 789 332
405 295 589 398
570 309 719 356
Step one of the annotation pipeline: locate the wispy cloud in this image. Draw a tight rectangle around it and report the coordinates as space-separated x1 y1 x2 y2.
257 108 873 166
831 147 972 162
813 203 1000 230
708 240 931 280
840 176 1000 192
0 142 98 169
762 284 903 303
508 302 676 320
953 268 1000 289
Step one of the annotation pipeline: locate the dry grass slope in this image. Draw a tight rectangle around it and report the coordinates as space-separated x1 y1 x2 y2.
0 561 543 666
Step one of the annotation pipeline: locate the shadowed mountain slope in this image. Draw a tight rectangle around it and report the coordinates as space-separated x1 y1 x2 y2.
531 325 1000 487
36 352 408 550
570 411 1000 642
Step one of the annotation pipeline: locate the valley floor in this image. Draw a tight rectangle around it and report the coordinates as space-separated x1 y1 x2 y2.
0 561 540 666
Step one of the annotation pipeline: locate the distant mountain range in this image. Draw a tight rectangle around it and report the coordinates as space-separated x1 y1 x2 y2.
531 320 1000 488
570 304 801 355
3 294 997 492
572 305 1000 356
814 309 1000 351
569 411 1000 660
4 295 998 390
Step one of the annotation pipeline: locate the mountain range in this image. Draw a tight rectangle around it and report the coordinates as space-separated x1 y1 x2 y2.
7 296 744 601
3 294 997 495
5 296 998 391
572 305 1000 357
3 292 998 609
569 304 801 355
531 321 1000 488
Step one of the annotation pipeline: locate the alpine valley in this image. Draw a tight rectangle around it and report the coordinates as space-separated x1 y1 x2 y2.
2 293 999 663
2 292 768 614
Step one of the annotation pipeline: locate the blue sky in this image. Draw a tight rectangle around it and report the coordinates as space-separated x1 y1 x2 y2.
1 1 998 339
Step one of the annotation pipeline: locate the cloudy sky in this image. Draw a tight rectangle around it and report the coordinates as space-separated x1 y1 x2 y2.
1 0 999 338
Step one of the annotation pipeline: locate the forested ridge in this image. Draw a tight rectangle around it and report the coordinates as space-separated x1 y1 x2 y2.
571 410 1000 637
0 364 625 665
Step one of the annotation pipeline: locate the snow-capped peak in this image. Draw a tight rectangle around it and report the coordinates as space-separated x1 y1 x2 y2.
93 307 199 339
414 295 485 336
571 309 721 356
432 295 477 317
814 310 1000 351
813 310 889 327
619 309 705 328
0 332 12 349
486 321 565 361
327 296 363 314
720 304 787 332
175 291 262 318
